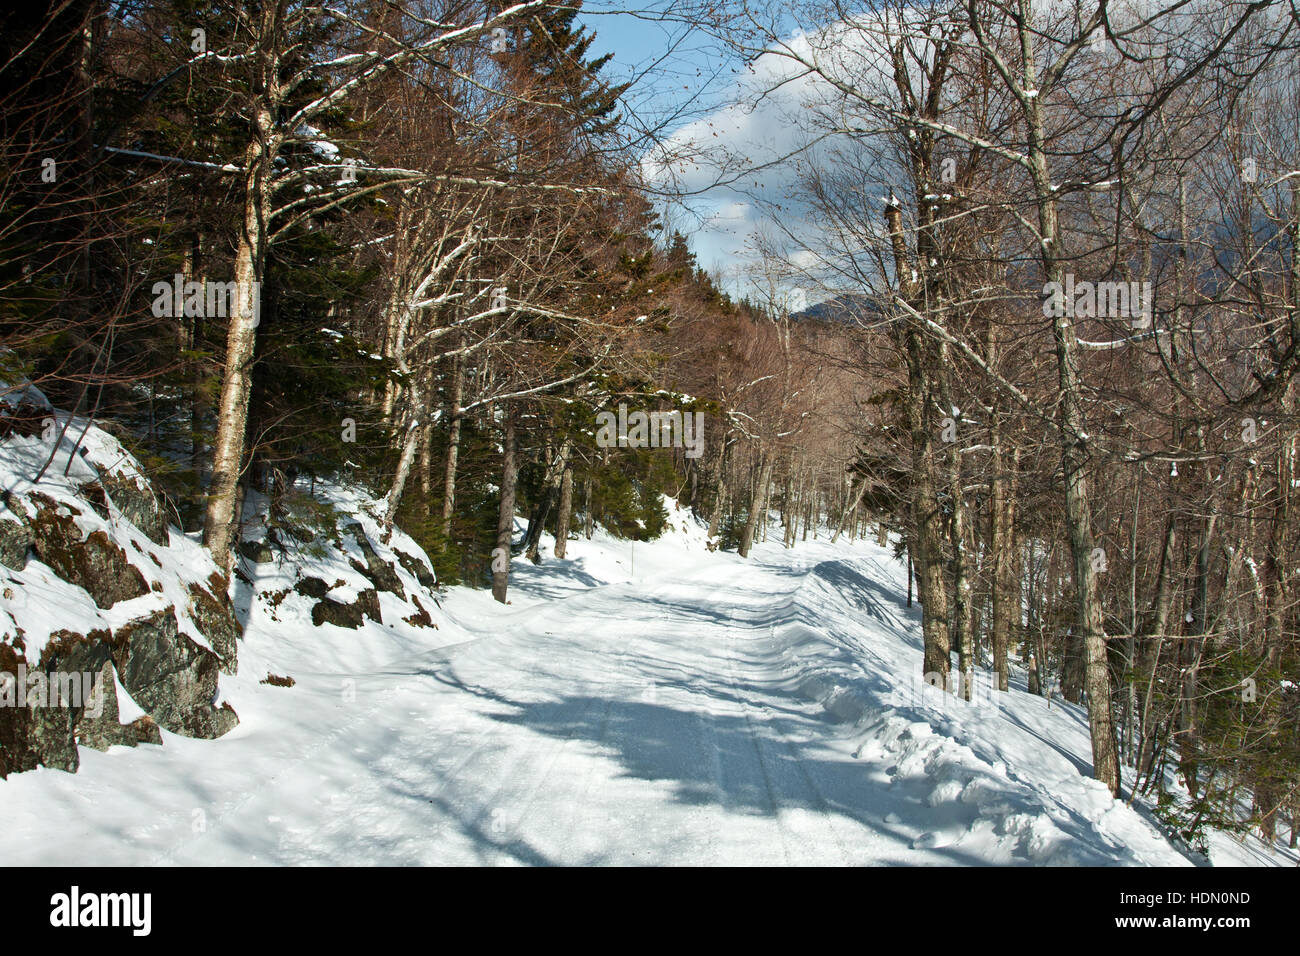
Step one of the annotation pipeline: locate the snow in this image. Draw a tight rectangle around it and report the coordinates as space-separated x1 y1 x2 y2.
1 489 1292 865
295 124 340 161
0 379 52 411
0 415 226 662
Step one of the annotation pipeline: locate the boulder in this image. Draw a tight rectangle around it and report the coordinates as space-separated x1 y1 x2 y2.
402 594 437 629
74 661 162 752
311 588 381 629
356 588 382 624
25 494 148 608
186 574 240 675
110 608 238 739
0 515 31 570
0 641 79 775
394 548 436 590
294 575 331 600
0 627 154 775
100 471 170 545
77 481 111 521
345 524 404 598
239 540 276 564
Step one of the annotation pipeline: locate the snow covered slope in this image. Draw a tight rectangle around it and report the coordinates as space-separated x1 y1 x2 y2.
1 407 241 774
0 500 1291 865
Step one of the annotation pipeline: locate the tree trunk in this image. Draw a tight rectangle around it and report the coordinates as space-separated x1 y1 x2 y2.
831 479 869 544
202 126 273 574
554 465 573 559
939 355 973 699
886 200 951 686
384 359 427 530
418 419 433 497
492 410 517 603
583 476 594 540
524 439 570 561
991 441 1019 692
1017 3 1119 793
738 451 772 558
707 429 729 541
1262 433 1292 670
906 541 913 608
1178 507 1215 797
201 10 280 574
1136 515 1179 786
440 347 465 545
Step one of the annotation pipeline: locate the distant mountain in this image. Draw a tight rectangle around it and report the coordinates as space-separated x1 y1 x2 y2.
791 292 885 326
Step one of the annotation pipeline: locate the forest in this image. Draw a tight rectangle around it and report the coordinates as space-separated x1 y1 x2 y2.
2 0 1298 853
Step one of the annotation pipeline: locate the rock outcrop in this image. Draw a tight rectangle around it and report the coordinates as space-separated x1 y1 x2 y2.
1 406 240 777
111 608 238 739
187 574 240 674
2 395 446 780
310 588 382 629
345 524 405 598
283 520 438 632
21 494 149 608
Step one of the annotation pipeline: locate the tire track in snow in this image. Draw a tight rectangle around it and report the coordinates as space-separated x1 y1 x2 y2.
693 548 861 864
722 617 859 865
155 612 549 863
651 566 816 864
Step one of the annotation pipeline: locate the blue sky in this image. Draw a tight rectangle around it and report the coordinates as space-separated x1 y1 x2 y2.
576 4 809 294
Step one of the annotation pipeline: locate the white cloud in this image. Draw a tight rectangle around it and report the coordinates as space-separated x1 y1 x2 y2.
642 18 894 298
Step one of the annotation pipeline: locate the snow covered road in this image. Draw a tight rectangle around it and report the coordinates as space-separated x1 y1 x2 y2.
1 522 1286 866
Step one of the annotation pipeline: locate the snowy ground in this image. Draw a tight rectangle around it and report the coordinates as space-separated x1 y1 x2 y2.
1 505 1292 866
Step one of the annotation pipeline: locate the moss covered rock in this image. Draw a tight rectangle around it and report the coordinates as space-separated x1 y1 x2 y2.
110 608 238 740
187 573 239 674
25 496 148 609
345 524 404 598
311 587 382 629
100 471 170 546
